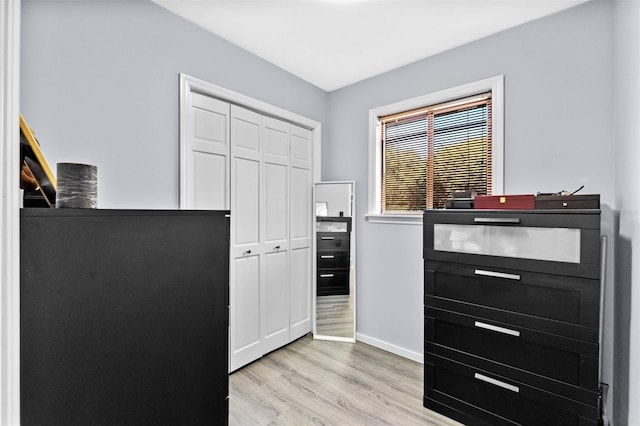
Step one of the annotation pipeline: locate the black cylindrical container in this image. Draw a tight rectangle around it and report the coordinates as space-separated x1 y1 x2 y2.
55 163 97 208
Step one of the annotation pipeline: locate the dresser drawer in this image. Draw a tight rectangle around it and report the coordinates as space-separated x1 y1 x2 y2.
423 210 601 279
425 307 599 402
425 261 600 336
425 354 599 426
317 270 349 296
317 252 350 269
317 232 350 252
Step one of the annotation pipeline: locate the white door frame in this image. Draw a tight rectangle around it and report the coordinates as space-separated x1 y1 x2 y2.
1 0 22 424
179 73 322 208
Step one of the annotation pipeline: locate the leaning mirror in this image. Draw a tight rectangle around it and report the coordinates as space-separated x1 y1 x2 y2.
313 181 356 342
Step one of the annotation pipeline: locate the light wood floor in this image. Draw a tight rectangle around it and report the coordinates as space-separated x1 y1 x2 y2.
316 268 355 338
315 294 354 338
229 335 462 425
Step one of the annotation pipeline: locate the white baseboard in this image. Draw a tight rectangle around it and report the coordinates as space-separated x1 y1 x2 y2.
356 333 423 364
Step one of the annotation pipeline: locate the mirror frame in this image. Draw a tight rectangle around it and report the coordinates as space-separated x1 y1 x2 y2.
312 181 356 343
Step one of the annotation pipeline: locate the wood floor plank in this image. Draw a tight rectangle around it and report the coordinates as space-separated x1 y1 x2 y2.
316 294 354 337
229 335 461 425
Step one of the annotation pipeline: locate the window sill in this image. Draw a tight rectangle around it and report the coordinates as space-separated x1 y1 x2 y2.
365 214 423 225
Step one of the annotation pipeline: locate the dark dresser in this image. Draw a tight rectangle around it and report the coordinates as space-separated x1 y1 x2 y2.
316 216 352 296
423 209 603 425
20 209 230 426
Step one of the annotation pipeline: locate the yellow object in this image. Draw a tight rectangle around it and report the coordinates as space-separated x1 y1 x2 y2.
20 115 57 189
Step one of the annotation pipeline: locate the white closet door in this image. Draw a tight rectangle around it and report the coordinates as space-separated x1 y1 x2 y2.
289 125 313 340
230 105 262 371
185 93 229 209
261 117 291 353
180 80 316 373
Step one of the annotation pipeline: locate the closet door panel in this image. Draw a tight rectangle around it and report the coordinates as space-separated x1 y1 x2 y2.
263 162 288 246
263 116 289 164
230 255 262 371
192 152 226 210
231 104 261 254
290 124 312 249
185 93 229 209
261 117 291 352
231 106 261 159
289 124 312 338
230 105 263 371
262 116 289 247
262 250 290 353
290 125 312 170
262 117 289 251
290 246 311 339
290 166 312 248
193 97 226 146
232 157 260 249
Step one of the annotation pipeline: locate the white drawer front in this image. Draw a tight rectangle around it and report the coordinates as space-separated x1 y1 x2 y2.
433 223 581 263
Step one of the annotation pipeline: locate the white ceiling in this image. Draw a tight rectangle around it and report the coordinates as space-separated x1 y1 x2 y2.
152 0 588 92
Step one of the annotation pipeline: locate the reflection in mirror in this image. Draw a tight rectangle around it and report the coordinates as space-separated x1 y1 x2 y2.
314 182 355 342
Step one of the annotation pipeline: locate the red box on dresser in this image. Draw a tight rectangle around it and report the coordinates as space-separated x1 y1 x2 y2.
474 194 535 210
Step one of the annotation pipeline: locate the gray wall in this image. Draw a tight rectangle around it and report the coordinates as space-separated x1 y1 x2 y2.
325 0 616 416
20 0 328 209
613 1 640 424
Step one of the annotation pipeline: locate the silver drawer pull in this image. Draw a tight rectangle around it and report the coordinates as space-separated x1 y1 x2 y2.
473 217 521 224
474 373 520 393
320 255 335 259
474 321 520 337
474 269 521 281
320 274 335 278
321 237 335 240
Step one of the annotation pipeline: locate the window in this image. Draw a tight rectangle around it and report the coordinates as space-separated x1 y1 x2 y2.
381 94 492 212
368 76 504 223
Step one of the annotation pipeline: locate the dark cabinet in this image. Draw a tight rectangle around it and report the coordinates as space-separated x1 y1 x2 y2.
20 209 230 426
423 209 602 425
316 216 351 296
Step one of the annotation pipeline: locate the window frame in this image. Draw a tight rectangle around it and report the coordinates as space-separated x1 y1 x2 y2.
366 75 504 225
